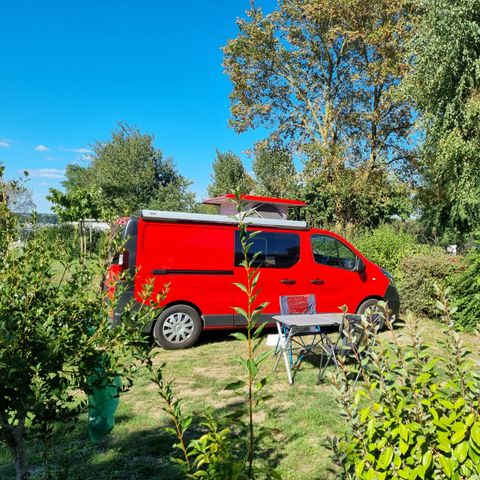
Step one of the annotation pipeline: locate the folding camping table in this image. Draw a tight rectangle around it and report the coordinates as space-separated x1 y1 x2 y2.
272 313 343 384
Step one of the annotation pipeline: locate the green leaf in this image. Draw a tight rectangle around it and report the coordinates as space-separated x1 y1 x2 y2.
232 306 248 319
454 441 469 464
246 358 258 377
438 455 453 478
355 460 366 477
399 424 409 442
451 429 465 445
440 399 454 410
233 282 248 294
230 332 247 341
422 450 433 471
253 321 267 338
255 349 272 366
454 398 465 410
399 439 409 455
417 465 426 479
378 447 394 470
437 432 451 453
181 417 192 432
192 470 208 477
471 423 480 447
255 376 268 391
398 468 411 479
468 443 480 463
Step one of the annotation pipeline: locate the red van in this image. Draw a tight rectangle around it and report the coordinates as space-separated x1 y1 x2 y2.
108 195 399 349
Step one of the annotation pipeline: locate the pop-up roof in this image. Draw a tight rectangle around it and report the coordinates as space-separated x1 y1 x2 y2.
203 194 305 220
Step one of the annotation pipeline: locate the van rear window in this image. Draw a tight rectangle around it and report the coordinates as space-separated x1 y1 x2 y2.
234 231 300 269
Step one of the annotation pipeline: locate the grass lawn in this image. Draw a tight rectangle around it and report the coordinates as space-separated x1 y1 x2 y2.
0 317 477 479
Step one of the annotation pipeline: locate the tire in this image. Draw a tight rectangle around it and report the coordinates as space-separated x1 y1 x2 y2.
356 298 386 329
153 305 202 350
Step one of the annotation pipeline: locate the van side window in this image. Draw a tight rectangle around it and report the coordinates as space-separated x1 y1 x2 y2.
311 235 356 270
234 231 300 268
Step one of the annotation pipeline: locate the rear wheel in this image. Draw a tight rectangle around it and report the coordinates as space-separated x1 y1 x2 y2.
153 305 202 350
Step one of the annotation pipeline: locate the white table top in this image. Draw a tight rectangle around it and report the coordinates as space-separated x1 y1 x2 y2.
273 313 343 327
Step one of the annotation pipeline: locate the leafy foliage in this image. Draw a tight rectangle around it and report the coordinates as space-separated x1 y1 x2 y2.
0 168 157 479
47 187 103 223
352 224 421 279
47 187 105 256
451 244 480 330
223 0 415 229
304 167 413 231
223 0 414 159
399 250 463 318
5 180 36 214
61 123 195 216
252 144 300 199
410 0 480 242
147 361 250 479
207 150 254 198
330 307 480 479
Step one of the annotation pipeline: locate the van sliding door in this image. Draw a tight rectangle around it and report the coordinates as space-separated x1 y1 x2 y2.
232 230 305 326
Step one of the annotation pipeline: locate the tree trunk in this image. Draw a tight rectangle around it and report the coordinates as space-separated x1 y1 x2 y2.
10 419 28 480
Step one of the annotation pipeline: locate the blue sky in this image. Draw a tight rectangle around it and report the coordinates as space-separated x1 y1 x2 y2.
0 0 275 212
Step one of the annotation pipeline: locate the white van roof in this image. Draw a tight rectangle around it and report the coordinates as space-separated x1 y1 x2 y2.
140 210 308 230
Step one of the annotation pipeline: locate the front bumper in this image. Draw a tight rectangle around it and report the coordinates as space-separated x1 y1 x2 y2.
384 284 400 319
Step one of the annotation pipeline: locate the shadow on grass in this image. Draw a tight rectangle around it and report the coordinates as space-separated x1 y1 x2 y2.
196 325 278 347
2 401 286 480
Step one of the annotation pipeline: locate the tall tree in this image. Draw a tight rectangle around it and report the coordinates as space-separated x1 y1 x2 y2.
207 150 254 198
62 164 91 192
252 143 299 198
0 167 36 215
224 0 414 168
47 187 104 255
61 124 195 216
6 185 36 214
223 0 415 228
410 0 480 243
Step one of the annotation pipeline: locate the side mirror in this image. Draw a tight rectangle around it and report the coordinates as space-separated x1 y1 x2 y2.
354 257 366 274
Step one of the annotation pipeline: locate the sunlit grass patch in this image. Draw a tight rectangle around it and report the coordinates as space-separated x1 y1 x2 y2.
0 322 477 479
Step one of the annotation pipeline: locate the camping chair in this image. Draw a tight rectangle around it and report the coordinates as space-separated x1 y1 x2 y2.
317 313 379 385
273 294 324 378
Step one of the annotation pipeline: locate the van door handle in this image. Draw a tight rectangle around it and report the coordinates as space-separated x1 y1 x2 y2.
311 279 325 285
280 279 296 285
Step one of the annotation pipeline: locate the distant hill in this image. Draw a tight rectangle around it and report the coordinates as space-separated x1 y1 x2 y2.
15 212 59 224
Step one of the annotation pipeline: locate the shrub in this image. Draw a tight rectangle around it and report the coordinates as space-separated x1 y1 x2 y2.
330 309 480 480
399 249 463 317
0 169 157 479
451 246 480 330
352 225 422 280
38 224 108 259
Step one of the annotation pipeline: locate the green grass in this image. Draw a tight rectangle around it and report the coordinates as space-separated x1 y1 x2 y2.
0 318 477 479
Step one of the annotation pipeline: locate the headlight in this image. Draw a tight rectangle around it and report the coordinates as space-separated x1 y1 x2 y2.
381 268 396 286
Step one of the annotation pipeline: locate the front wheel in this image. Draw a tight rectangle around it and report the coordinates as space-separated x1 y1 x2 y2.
153 305 202 350
356 298 386 329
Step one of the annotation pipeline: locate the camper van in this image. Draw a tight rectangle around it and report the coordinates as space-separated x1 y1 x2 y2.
107 195 399 349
